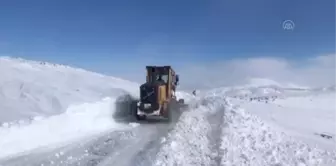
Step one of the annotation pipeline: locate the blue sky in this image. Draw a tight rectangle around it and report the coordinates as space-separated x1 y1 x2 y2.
0 0 335 85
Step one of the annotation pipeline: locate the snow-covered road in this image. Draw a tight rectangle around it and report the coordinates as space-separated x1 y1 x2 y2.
0 120 177 166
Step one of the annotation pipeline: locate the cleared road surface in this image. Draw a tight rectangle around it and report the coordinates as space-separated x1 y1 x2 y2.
0 117 178 166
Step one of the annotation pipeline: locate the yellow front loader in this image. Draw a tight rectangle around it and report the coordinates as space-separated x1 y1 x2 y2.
132 66 185 122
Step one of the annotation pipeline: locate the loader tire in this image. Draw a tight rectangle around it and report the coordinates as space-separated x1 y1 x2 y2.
167 102 178 123
178 99 184 104
136 114 146 121
167 106 172 123
131 101 146 121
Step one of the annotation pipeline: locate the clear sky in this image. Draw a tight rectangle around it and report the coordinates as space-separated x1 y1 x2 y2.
0 0 335 88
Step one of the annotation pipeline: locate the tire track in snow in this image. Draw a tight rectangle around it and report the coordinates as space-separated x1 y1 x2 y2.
0 118 182 166
207 99 226 166
98 119 179 166
153 96 227 166
126 120 178 166
0 129 136 166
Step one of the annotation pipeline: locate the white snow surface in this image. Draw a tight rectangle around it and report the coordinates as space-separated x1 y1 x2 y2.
247 77 283 87
154 89 336 166
154 95 225 166
0 56 139 123
0 57 140 159
220 98 335 166
231 92 336 151
0 97 132 159
241 77 310 89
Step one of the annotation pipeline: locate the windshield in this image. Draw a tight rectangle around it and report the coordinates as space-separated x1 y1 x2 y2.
156 74 168 83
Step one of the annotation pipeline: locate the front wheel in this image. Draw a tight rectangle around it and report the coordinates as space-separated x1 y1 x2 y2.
134 109 146 121
178 99 184 104
136 114 146 121
166 103 178 123
132 101 146 121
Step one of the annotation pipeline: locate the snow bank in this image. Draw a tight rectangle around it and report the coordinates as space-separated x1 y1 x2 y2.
154 91 336 166
0 57 139 123
221 99 336 166
154 95 227 166
232 92 336 151
0 57 141 159
0 96 134 159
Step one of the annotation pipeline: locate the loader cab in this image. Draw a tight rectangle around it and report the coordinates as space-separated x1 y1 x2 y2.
146 66 179 98
146 66 179 85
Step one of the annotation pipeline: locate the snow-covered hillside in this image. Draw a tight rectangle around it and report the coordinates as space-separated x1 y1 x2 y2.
244 77 309 89
0 56 142 158
208 82 336 150
164 81 335 166
0 56 139 123
155 92 336 166
231 91 336 150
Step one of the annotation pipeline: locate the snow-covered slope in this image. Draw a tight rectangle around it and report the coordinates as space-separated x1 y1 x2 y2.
230 92 336 151
244 77 310 89
0 56 139 123
154 90 336 166
0 97 135 159
0 56 142 159
155 78 335 165
209 81 335 150
202 78 313 101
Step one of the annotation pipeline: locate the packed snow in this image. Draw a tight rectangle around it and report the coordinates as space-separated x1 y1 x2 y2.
0 57 140 159
0 56 139 123
0 56 335 166
0 97 134 159
230 91 336 151
220 98 335 166
154 91 336 166
154 95 226 166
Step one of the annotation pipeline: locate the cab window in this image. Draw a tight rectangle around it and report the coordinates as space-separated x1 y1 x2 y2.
156 74 168 83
